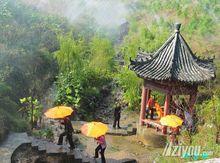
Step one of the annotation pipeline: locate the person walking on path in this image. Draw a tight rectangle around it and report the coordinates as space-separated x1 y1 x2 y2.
113 104 121 129
94 135 107 163
57 116 75 150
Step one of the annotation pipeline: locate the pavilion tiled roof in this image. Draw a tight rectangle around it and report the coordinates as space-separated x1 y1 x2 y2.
129 23 216 83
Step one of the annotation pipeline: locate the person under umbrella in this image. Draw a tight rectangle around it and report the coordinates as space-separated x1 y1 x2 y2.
57 116 75 150
160 115 183 145
94 135 106 163
81 122 108 163
44 106 75 150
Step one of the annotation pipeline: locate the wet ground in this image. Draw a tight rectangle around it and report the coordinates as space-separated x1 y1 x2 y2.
77 132 164 162
73 111 167 163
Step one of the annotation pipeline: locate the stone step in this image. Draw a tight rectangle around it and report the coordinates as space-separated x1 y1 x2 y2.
30 138 47 154
73 148 83 163
1 132 31 163
81 151 90 163
46 142 68 156
31 141 39 151
67 150 75 161
38 141 47 154
120 158 137 163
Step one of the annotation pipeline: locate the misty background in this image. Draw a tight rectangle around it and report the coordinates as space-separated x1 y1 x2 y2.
21 0 129 28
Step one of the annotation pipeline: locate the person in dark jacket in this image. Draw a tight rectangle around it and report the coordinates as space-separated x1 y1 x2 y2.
113 104 121 129
57 116 75 150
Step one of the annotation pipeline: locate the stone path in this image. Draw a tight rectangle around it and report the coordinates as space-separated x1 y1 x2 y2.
12 137 137 163
72 121 137 136
0 132 30 163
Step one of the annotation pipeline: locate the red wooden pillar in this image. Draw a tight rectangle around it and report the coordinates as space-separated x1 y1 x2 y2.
140 87 147 125
162 93 171 134
189 92 197 115
146 89 151 102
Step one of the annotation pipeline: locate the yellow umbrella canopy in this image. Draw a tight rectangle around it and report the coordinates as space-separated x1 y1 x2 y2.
44 106 73 119
81 122 108 138
160 115 183 128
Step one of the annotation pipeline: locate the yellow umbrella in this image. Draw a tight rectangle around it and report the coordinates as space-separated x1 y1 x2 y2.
44 106 73 119
160 115 183 128
81 122 108 138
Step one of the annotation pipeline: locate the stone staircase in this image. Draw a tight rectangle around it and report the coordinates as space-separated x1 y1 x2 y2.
0 132 31 163
11 137 136 163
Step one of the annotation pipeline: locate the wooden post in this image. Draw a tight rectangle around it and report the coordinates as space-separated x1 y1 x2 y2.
140 87 147 126
162 93 171 134
164 94 171 115
147 89 151 102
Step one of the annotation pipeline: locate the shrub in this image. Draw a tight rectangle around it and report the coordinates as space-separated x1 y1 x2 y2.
32 127 54 140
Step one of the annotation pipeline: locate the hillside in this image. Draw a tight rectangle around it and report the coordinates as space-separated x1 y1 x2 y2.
0 0 219 161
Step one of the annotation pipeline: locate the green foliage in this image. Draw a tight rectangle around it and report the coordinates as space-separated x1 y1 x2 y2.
55 69 112 120
196 95 220 128
0 0 12 19
55 34 86 72
55 33 115 73
191 125 220 158
0 0 64 102
54 32 114 120
32 127 54 140
19 97 43 129
89 36 115 71
55 71 82 106
0 82 11 97
116 20 170 110
0 82 28 141
116 68 141 110
179 95 220 158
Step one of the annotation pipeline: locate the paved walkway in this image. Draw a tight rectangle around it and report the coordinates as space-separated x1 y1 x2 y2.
72 121 137 136
0 132 30 163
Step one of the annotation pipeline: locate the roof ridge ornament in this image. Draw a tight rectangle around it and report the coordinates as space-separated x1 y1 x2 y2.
175 23 181 33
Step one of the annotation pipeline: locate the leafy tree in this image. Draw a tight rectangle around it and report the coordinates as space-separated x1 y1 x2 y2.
117 20 170 110
89 36 115 72
55 33 87 72
54 32 115 120
19 97 43 129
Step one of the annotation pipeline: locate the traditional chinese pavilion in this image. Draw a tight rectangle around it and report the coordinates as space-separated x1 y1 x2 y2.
129 23 215 133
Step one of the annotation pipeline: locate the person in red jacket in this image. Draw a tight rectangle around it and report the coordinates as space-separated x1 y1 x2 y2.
146 96 156 119
94 135 107 163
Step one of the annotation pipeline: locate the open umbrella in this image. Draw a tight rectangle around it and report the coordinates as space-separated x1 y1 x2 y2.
160 115 183 128
44 106 73 119
81 122 108 138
